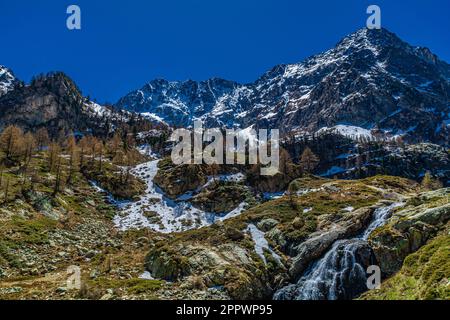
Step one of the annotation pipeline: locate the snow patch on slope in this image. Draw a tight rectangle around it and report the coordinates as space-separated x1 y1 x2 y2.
317 125 374 140
246 224 281 265
113 160 210 233
112 148 248 233
141 112 168 125
84 102 112 117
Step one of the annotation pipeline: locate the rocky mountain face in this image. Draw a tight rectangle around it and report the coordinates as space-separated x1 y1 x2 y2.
0 72 95 136
116 78 240 127
116 28 450 144
0 72 148 137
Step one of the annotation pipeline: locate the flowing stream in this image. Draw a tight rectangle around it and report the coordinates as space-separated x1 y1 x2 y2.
274 202 403 300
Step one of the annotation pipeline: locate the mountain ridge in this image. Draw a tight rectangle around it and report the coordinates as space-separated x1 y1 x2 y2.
115 28 450 145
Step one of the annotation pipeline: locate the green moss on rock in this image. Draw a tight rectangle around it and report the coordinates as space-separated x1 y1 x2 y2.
362 230 449 300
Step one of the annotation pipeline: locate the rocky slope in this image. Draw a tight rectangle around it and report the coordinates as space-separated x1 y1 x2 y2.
116 28 450 144
142 176 412 299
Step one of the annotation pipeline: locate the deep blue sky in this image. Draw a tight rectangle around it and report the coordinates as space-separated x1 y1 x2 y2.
1 0 449 103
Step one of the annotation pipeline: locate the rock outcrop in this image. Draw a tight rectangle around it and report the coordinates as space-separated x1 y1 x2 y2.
153 159 208 199
145 240 281 299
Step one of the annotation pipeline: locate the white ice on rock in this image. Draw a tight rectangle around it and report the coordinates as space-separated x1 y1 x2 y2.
200 172 245 191
139 271 154 280
317 125 374 140
137 144 159 158
246 224 281 265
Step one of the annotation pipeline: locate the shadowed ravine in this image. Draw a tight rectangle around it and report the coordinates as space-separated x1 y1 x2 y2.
274 203 403 300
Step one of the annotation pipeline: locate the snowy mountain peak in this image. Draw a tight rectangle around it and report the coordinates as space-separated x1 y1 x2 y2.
337 28 404 50
336 28 448 70
0 65 17 97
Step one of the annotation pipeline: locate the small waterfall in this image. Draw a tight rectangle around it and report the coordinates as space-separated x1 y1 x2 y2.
274 202 403 300
361 203 403 240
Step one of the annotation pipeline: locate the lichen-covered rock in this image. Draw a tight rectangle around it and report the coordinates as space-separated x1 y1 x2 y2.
153 160 208 199
145 246 190 281
145 241 283 299
257 219 279 232
191 181 251 213
265 227 287 249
